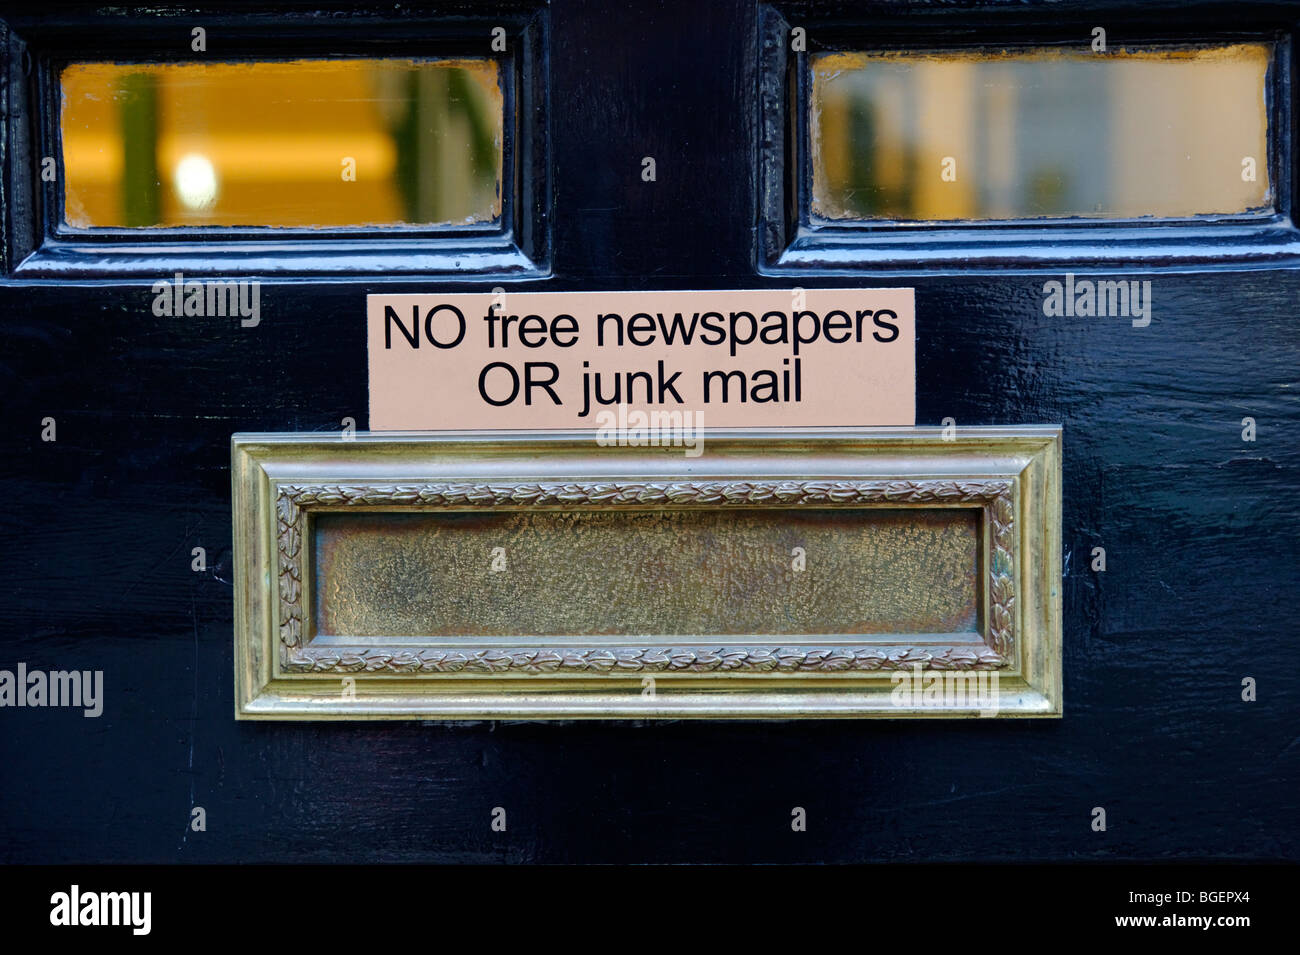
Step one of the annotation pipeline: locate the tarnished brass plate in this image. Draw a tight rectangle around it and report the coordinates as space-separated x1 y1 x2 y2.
232 428 1061 719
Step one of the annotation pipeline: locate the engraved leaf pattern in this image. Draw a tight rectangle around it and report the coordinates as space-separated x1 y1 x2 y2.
275 480 1016 673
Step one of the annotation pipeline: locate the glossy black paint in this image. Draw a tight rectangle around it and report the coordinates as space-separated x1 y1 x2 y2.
0 0 1296 863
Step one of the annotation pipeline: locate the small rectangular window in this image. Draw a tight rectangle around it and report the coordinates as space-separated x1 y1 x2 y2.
810 43 1272 221
59 58 504 229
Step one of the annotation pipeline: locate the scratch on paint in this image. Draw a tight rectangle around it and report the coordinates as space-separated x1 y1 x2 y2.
180 596 198 848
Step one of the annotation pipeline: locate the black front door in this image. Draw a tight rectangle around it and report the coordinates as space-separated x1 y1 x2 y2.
0 0 1295 873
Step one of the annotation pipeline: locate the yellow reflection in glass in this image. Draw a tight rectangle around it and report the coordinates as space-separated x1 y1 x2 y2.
811 44 1271 221
60 58 503 229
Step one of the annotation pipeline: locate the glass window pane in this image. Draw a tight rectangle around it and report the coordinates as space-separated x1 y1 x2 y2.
811 44 1272 221
60 58 503 229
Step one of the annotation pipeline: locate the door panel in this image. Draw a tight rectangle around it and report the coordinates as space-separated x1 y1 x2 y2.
0 0 1295 863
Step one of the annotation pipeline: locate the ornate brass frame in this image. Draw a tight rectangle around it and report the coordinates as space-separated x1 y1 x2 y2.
232 428 1061 719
